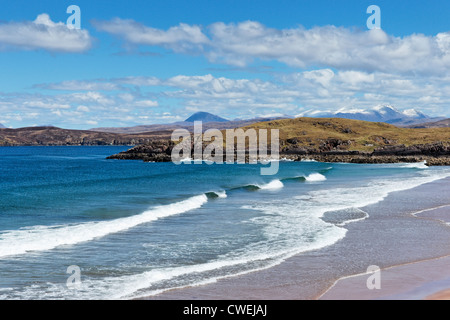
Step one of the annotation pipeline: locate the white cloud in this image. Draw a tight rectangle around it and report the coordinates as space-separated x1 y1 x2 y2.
36 80 120 91
94 19 450 75
0 14 93 52
76 105 90 112
52 109 62 117
133 100 159 107
4 66 450 129
303 69 335 87
114 76 161 86
92 18 209 52
67 92 114 105
337 71 375 86
23 101 71 109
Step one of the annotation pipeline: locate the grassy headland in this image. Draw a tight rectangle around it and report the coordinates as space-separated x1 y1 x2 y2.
107 117 450 166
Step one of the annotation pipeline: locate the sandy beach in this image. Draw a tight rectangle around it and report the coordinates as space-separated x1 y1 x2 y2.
320 255 450 300
426 289 450 300
145 176 450 300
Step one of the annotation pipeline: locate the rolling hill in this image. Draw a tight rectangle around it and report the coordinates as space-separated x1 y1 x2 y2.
243 117 450 152
0 126 172 146
407 118 450 129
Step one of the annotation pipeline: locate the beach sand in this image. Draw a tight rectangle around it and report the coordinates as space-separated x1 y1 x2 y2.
145 177 450 300
426 289 450 300
320 255 450 300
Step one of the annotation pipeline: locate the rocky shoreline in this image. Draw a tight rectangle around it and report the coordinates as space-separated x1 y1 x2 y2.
107 141 450 166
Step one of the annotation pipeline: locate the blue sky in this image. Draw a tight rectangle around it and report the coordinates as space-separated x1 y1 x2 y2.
0 0 449 129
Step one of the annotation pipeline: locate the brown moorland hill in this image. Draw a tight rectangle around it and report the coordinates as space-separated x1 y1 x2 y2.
241 117 450 152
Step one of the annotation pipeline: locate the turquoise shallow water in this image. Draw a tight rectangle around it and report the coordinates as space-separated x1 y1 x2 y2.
0 146 449 299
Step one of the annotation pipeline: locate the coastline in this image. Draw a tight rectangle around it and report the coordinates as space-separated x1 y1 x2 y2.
141 176 450 300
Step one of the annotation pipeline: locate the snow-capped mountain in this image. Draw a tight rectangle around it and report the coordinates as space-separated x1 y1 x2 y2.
297 105 436 125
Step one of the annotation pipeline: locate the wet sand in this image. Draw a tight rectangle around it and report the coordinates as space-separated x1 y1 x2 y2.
144 177 450 300
426 289 450 300
320 255 450 300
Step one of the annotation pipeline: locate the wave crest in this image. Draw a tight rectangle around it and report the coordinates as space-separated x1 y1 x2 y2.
305 173 327 182
0 195 208 258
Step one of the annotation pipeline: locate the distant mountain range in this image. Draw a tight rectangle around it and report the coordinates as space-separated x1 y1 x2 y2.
2 107 446 135
1 112 448 146
91 112 289 134
298 105 443 127
91 107 444 134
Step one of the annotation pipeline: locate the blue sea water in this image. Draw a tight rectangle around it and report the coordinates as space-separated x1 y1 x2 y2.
0 146 449 299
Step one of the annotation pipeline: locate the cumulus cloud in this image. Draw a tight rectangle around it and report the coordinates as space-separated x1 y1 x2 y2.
76 105 90 112
4 67 450 129
0 90 157 129
94 18 450 75
92 18 209 53
133 100 159 107
0 14 93 52
35 80 120 91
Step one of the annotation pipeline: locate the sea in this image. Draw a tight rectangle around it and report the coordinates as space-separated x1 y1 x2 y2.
0 146 449 299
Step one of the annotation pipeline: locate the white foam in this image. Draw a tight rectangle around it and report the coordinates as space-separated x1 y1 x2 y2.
398 161 428 169
409 204 450 217
216 191 227 198
305 173 327 182
300 171 450 220
180 157 193 163
336 209 370 226
259 158 280 164
2 251 297 300
215 191 227 198
0 195 208 258
258 180 284 190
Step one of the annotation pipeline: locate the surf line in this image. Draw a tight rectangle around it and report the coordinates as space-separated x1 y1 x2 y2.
0 194 209 259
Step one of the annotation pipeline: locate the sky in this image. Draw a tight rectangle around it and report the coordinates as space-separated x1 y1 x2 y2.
0 0 450 129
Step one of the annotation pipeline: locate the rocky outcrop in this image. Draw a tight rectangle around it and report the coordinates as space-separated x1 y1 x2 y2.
285 142 450 166
298 154 450 166
371 142 449 156
106 141 174 162
107 140 450 166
